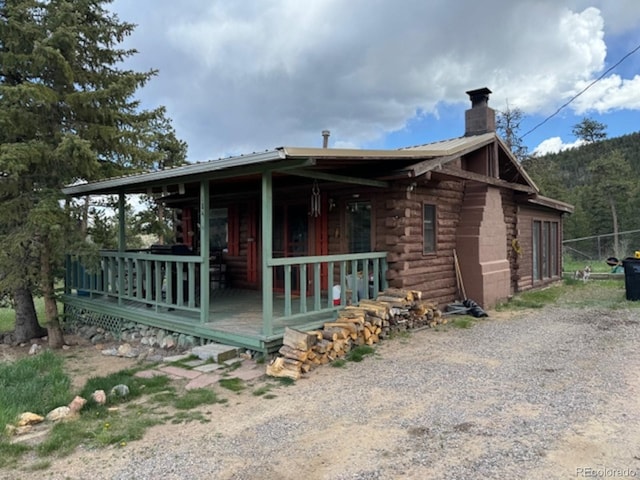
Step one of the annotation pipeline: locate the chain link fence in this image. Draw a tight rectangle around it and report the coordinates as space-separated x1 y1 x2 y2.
563 229 640 264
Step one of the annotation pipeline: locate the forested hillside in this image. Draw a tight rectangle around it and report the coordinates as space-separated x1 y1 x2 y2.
521 131 640 245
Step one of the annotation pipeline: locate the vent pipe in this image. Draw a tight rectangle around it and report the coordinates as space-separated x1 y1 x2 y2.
322 130 330 148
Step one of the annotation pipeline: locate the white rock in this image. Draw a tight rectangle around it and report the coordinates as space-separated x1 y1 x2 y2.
92 390 107 405
46 406 72 422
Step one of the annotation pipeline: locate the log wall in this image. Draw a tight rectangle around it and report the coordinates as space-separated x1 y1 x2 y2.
501 190 520 293
516 205 563 292
379 179 465 307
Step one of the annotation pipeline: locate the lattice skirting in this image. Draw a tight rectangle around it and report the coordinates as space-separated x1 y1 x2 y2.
64 304 124 336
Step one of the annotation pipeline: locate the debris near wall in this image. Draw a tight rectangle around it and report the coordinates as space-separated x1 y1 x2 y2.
266 288 444 379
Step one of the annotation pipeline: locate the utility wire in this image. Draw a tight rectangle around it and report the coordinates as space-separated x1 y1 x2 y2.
522 42 640 138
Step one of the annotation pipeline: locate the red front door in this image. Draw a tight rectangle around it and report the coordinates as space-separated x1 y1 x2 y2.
273 204 309 293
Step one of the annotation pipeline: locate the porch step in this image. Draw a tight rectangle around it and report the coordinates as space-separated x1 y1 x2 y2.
191 343 240 363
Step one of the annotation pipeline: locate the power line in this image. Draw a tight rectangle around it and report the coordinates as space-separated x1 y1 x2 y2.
522 41 640 139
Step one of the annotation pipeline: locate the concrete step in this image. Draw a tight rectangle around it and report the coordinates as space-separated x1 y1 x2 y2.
191 343 239 363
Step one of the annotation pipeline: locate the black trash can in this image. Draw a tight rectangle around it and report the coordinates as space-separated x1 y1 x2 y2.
622 257 640 301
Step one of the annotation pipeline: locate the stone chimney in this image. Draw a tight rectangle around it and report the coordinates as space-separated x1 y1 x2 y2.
464 87 495 136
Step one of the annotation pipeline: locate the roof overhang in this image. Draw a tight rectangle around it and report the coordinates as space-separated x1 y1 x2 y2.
62 146 471 197
525 194 574 214
62 150 296 196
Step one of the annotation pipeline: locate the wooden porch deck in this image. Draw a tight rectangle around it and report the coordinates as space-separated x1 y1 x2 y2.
62 288 338 354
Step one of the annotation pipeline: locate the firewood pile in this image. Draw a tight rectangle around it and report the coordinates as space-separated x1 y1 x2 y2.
266 288 444 379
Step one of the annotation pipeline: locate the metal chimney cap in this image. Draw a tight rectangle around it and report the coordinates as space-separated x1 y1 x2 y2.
466 87 492 107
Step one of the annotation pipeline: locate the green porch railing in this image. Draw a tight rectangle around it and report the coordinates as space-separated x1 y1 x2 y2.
64 250 388 335
265 252 388 335
65 250 203 315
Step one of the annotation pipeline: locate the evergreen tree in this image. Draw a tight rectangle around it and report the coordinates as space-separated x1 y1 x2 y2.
586 150 634 258
496 104 528 161
573 117 607 143
0 0 185 346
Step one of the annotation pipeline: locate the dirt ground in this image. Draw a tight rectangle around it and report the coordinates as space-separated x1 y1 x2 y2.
0 334 141 391
2 307 640 480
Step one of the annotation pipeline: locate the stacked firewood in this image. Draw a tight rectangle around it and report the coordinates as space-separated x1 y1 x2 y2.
266 288 444 379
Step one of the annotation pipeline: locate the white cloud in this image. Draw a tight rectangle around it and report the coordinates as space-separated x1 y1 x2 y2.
110 1 640 160
533 137 587 156
571 74 640 113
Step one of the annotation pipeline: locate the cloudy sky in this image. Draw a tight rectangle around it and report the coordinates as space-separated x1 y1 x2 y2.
110 0 640 160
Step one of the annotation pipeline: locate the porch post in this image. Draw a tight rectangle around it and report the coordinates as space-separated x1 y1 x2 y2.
117 192 125 305
199 180 210 324
117 192 126 251
262 171 274 335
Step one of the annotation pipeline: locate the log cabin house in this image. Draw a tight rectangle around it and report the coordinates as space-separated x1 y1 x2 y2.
61 88 573 354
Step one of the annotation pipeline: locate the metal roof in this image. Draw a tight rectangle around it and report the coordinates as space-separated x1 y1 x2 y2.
61 132 528 196
401 132 496 155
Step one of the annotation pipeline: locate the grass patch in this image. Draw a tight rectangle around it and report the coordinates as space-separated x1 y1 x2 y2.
496 285 564 311
252 385 272 396
174 388 220 409
346 345 376 362
563 259 609 274
25 459 51 471
218 377 245 392
170 411 211 424
37 410 160 456
0 442 31 469
166 354 201 369
0 295 60 333
331 359 347 368
79 370 171 408
151 391 179 406
451 317 473 329
221 361 242 374
389 330 412 341
0 308 14 333
0 351 72 434
276 377 295 386
494 278 637 311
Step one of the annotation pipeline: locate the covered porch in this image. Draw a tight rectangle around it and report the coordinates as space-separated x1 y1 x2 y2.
61 149 405 353
63 249 388 353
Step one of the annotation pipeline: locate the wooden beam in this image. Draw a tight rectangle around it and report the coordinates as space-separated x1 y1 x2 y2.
433 167 536 193
280 169 389 188
408 153 461 178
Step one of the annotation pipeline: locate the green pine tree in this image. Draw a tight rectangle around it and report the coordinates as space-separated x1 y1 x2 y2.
0 0 186 346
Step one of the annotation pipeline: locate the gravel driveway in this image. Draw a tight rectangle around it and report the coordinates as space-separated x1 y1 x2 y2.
20 305 640 480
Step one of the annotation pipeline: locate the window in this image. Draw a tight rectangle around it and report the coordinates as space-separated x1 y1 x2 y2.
346 201 371 253
423 204 436 254
533 219 560 281
210 208 228 252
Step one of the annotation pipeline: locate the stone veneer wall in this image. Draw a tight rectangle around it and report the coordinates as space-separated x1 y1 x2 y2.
455 184 511 308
